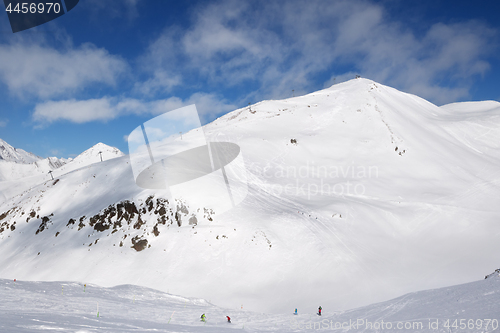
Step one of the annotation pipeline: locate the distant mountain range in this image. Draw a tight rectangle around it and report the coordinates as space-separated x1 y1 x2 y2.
0 140 123 198
0 138 44 164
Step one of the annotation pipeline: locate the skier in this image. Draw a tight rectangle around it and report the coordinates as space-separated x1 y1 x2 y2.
201 314 206 322
226 316 231 323
294 308 298 315
318 306 322 316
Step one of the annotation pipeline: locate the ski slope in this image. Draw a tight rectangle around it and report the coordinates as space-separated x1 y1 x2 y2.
1 78 500 315
1 272 500 332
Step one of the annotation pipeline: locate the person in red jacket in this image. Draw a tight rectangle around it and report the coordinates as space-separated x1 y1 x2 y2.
226 316 231 323
318 306 322 316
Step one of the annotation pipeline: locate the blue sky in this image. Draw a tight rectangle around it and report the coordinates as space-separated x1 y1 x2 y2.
0 0 499 158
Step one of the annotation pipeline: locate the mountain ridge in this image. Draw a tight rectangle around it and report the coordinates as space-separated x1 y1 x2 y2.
0 138 41 164
0 141 124 200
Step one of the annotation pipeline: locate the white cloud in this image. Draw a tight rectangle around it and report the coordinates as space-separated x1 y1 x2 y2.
134 70 182 96
33 98 117 124
179 93 237 123
0 119 7 127
342 19 496 104
32 93 236 125
0 42 127 99
133 28 185 95
136 0 497 105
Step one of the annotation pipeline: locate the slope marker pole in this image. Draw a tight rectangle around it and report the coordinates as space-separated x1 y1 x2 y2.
168 311 175 324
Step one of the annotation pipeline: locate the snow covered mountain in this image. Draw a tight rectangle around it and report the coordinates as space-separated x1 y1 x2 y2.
61 142 124 171
1 78 499 315
0 141 123 201
0 138 72 181
2 272 500 332
0 138 41 164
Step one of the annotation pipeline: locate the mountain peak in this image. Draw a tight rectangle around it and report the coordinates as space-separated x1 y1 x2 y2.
323 77 376 90
73 142 124 163
0 138 41 164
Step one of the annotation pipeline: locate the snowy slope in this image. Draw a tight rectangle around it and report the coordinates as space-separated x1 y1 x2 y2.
439 100 500 157
0 157 63 182
1 79 500 315
1 272 500 332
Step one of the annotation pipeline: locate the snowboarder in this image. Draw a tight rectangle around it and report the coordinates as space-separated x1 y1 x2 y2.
318 306 322 316
226 316 231 323
201 314 206 322
294 308 298 315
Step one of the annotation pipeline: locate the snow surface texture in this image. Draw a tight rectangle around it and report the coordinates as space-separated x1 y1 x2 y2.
1 273 500 332
1 79 500 315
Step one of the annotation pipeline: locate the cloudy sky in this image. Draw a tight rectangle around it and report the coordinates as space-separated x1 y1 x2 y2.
0 0 499 157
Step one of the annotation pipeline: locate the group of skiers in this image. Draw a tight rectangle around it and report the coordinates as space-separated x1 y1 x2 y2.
201 305 323 324
200 314 231 323
201 306 322 323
